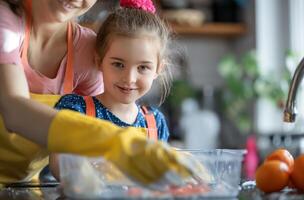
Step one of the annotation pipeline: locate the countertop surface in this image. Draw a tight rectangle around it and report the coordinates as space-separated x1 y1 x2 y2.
0 185 304 200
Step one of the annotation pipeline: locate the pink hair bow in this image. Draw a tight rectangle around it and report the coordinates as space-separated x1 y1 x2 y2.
120 0 156 14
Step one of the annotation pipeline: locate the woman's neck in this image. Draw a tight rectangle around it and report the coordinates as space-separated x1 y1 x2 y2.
31 0 68 44
96 94 139 124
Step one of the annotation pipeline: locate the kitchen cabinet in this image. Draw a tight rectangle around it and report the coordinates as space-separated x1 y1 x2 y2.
154 0 246 37
169 22 246 37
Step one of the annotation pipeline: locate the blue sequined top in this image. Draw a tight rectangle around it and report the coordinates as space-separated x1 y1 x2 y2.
54 94 169 141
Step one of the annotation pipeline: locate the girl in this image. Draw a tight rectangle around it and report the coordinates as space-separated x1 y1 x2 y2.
54 2 172 142
50 0 174 179
0 0 198 187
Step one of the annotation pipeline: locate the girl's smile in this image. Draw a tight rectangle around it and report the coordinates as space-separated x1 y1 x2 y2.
115 85 138 94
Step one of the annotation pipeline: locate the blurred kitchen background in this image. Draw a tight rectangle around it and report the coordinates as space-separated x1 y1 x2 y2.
79 0 304 165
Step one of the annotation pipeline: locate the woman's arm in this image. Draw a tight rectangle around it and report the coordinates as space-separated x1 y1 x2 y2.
0 63 56 146
49 154 60 181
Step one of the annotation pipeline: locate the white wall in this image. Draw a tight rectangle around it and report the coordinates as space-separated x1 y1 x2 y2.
176 0 256 89
177 38 230 88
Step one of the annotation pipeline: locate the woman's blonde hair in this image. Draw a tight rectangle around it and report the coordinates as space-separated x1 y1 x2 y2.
96 7 172 105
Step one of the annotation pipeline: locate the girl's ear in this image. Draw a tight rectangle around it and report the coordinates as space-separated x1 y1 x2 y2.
154 60 165 79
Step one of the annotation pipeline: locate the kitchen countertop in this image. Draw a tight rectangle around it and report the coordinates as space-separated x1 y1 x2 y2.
0 187 60 200
0 185 303 200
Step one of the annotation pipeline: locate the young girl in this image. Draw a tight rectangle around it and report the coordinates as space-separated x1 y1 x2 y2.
54 0 172 141
50 0 174 180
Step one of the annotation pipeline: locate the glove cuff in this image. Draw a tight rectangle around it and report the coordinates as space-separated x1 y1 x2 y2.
30 93 61 107
48 110 125 156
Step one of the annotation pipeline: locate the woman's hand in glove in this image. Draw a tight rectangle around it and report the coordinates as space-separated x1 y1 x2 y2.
48 110 203 187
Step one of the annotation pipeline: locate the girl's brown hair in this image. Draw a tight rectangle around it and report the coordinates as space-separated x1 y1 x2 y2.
3 0 23 15
96 8 172 104
96 7 172 105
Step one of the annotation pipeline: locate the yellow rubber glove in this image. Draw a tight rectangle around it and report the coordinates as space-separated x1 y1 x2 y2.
48 110 198 186
30 93 61 107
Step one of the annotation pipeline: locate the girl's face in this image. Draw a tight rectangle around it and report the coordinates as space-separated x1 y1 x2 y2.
100 36 161 105
37 0 97 22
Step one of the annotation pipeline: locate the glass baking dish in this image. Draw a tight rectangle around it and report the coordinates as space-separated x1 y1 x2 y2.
59 149 246 199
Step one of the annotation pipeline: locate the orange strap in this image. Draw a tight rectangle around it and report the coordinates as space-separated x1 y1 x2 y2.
141 106 158 141
84 96 96 117
84 98 158 140
63 22 74 94
21 0 74 94
21 0 32 64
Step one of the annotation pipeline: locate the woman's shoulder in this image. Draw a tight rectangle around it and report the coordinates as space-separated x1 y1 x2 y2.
0 1 24 65
0 1 24 35
74 23 96 50
72 23 97 71
77 23 96 36
0 1 23 28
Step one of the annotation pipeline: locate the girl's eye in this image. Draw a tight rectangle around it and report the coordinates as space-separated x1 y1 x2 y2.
138 65 150 72
112 62 124 68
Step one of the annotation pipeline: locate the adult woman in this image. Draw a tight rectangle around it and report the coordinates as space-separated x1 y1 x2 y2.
0 0 195 186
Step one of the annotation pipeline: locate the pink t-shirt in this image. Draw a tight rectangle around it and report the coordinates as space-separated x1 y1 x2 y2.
0 2 103 95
